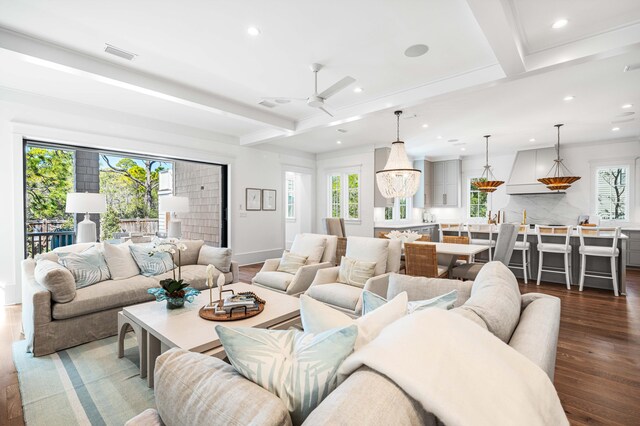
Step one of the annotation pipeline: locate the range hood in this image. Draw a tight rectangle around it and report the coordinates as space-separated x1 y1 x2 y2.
506 147 565 195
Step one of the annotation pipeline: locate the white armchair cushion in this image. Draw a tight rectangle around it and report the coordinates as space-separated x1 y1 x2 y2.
337 257 376 288
253 271 294 292
346 237 389 276
276 251 308 274
306 284 362 312
291 234 327 264
300 293 407 350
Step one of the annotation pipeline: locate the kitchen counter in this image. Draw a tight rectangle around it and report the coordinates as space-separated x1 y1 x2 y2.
373 222 438 229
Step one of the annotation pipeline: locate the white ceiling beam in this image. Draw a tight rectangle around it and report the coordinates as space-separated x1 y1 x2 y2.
465 0 526 76
0 27 296 132
240 63 505 146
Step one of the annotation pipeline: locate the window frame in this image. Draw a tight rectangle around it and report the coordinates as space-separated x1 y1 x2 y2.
380 197 413 222
285 175 296 221
327 168 361 222
467 177 488 219
594 164 630 223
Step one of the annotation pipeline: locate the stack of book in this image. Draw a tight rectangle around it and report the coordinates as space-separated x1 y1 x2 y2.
214 293 260 315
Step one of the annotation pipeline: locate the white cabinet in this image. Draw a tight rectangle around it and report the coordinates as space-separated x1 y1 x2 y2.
431 160 460 207
412 160 433 208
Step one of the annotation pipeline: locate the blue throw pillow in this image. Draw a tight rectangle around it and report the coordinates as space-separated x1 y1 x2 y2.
362 289 458 315
216 324 357 425
129 244 175 277
57 246 111 288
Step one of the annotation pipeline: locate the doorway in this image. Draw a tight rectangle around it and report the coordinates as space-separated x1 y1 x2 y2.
284 170 313 248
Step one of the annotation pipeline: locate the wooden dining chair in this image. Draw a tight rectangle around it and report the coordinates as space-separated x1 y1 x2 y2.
417 234 431 242
442 235 470 263
335 237 347 266
377 231 389 239
404 243 448 278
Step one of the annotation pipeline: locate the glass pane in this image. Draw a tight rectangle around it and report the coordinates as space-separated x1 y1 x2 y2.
385 207 393 220
470 205 479 217
479 205 487 218
348 173 359 190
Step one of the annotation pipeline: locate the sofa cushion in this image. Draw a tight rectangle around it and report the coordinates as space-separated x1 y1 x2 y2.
216 324 358 425
150 264 230 290
52 275 159 320
34 260 76 303
337 256 376 288
346 237 389 276
277 251 308 274
155 349 292 426
57 246 111 288
456 261 521 342
362 289 457 315
306 283 362 312
125 409 163 426
103 241 140 280
197 246 232 273
253 271 293 292
451 307 489 330
300 293 407 350
176 240 204 266
387 273 472 308
290 234 327 264
129 244 176 277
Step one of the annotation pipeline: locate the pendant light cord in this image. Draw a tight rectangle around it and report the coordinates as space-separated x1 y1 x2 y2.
395 110 402 141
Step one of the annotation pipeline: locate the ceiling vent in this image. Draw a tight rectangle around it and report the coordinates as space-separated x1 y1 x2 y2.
337 128 348 133
611 118 635 124
624 63 640 72
258 100 276 108
104 44 136 61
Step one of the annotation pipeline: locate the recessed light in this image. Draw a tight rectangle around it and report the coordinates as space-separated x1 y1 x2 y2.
622 104 633 109
336 140 342 144
460 147 466 151
247 27 261 36
437 135 443 139
563 95 574 101
612 127 620 132
385 103 393 108
404 44 430 58
422 123 429 128
529 138 536 142
353 87 363 93
552 19 568 29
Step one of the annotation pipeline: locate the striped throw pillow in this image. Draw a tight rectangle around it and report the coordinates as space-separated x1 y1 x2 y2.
277 251 308 274
57 246 111 288
337 256 377 288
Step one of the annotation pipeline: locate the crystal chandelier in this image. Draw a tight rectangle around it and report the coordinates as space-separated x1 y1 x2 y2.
537 124 581 191
473 134 504 193
376 111 421 198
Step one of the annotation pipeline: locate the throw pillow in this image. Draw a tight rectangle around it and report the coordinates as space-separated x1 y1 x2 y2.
276 251 308 274
197 245 232 273
290 234 327 264
129 244 176 277
175 240 204 266
57 246 111 288
345 236 389 276
337 256 376 288
34 259 76 302
362 289 458 316
216 324 358 425
300 292 408 350
102 240 140 280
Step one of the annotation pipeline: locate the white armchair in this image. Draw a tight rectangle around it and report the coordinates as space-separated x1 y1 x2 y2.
252 234 338 295
305 236 402 317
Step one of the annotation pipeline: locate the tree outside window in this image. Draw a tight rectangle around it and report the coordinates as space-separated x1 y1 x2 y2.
348 173 359 220
286 176 295 219
399 198 408 220
469 178 488 218
330 174 341 218
596 166 628 220
328 171 359 220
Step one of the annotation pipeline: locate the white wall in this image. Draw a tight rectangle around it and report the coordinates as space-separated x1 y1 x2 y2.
284 171 313 249
426 140 640 226
316 146 375 237
0 101 315 304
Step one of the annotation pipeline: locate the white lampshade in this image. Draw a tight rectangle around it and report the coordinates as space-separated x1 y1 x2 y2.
159 195 190 213
65 192 107 214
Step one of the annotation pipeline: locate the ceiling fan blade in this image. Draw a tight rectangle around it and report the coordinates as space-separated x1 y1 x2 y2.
317 76 356 100
319 106 334 117
261 97 307 103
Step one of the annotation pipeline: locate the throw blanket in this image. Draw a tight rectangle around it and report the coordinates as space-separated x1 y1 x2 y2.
338 309 568 426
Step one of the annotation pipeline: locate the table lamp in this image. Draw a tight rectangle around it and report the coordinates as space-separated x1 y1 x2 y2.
65 192 107 243
159 195 190 238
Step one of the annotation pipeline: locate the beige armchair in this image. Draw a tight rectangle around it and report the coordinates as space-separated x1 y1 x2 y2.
305 236 402 317
252 234 338 295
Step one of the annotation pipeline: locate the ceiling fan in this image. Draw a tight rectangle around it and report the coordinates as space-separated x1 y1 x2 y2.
262 63 355 117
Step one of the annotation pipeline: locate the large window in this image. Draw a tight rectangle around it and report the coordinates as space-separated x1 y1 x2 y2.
596 166 629 221
286 174 295 220
328 170 360 220
469 178 488 218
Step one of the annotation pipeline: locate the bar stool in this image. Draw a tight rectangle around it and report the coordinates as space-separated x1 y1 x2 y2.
577 226 621 296
439 223 462 241
509 225 532 283
466 223 496 261
536 225 572 289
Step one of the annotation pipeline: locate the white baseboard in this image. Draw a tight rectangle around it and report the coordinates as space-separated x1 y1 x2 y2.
233 248 283 266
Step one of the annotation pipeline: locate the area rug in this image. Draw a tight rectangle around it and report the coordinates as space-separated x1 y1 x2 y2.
12 334 155 425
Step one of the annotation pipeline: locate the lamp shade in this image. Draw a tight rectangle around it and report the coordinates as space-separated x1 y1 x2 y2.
65 192 106 213
159 195 190 213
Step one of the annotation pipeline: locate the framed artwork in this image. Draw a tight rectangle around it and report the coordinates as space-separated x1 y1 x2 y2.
262 189 277 211
246 188 262 211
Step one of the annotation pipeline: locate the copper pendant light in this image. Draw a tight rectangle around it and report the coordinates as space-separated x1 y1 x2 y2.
537 124 580 191
473 135 504 193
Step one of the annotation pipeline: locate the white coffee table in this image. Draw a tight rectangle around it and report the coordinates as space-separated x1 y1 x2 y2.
119 282 301 387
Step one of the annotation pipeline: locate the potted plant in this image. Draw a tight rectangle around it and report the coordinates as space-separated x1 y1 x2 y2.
147 240 201 309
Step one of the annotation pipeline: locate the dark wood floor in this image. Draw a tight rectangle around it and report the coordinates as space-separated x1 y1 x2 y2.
2 264 639 425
